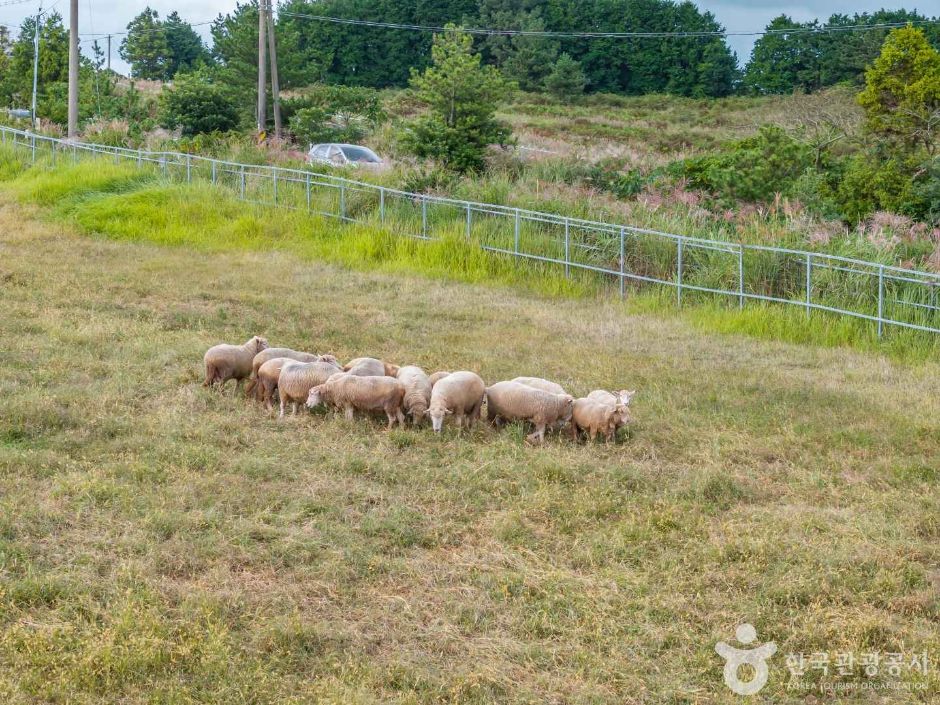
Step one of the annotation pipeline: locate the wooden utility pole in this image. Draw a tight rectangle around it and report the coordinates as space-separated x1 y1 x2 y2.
106 34 111 72
256 0 267 135
67 0 78 137
266 6 282 137
31 4 41 130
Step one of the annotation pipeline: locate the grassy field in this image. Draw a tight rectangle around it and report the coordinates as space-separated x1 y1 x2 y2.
1 166 939 703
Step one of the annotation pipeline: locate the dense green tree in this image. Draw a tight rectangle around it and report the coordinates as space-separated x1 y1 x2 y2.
159 72 240 135
544 52 585 97
473 0 559 91
0 13 69 111
164 12 212 77
402 27 513 172
121 8 169 80
858 26 940 154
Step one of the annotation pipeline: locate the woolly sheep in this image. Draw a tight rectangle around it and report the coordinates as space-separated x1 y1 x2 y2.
246 348 320 399
585 389 636 439
428 371 451 387
396 365 432 425
203 336 269 392
485 381 574 445
570 398 626 443
306 373 406 429
343 357 400 377
511 376 567 396
256 357 294 410
277 359 344 417
428 371 485 434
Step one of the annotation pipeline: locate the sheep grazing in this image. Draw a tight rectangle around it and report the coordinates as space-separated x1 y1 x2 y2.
427 371 486 434
396 365 432 425
256 357 294 410
428 371 451 387
485 381 574 445
343 357 400 377
203 336 269 393
511 376 567 396
306 373 406 429
246 347 320 399
585 389 636 440
277 359 344 417
570 398 625 443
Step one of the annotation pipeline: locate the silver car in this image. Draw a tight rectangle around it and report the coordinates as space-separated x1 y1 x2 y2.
307 143 383 168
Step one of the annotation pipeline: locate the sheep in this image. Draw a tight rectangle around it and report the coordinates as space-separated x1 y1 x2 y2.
256 357 294 410
277 359 344 417
428 371 451 387
306 373 406 429
427 371 485 434
343 357 400 377
484 381 574 445
396 365 432 425
585 389 636 440
511 376 567 396
246 347 321 399
570 398 626 443
203 336 269 393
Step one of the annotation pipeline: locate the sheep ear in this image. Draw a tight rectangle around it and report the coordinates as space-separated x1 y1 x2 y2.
622 390 636 404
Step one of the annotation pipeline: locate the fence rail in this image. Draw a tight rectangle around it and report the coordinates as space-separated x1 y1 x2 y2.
3 125 939 337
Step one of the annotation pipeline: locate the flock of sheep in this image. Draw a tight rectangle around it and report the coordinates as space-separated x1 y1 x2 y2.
203 336 635 444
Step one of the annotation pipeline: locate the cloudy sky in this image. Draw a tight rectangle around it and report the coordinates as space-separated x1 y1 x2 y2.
0 1 926 74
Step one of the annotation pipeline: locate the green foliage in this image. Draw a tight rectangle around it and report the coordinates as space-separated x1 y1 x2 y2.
284 85 386 145
857 26 940 154
401 28 514 172
159 73 239 136
678 125 816 203
475 0 559 91
0 13 69 112
744 10 940 95
121 8 210 81
544 53 586 98
835 151 935 223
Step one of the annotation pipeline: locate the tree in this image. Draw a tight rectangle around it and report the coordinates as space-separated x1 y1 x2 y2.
474 0 558 91
121 8 169 80
402 27 513 172
544 52 586 98
159 73 239 135
164 12 211 77
0 13 69 112
285 84 386 144
858 26 940 154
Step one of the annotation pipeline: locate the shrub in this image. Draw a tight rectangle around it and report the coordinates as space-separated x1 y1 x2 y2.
544 53 587 99
835 151 921 223
159 74 239 136
283 85 386 146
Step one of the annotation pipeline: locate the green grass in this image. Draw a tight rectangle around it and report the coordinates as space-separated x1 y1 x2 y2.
0 143 937 360
0 190 938 703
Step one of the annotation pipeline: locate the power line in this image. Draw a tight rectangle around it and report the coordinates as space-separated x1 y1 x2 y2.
277 10 940 39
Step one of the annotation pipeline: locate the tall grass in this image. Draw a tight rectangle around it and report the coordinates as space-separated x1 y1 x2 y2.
0 141 936 359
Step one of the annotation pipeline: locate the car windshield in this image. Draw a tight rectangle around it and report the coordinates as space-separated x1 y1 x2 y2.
340 146 380 163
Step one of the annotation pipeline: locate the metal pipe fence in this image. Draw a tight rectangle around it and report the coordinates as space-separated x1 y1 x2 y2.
3 125 939 337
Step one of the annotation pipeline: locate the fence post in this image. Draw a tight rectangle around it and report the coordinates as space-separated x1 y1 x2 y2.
186 154 192 183
805 253 812 317
421 197 427 237
514 209 521 254
211 161 217 184
379 187 385 222
677 239 684 307
564 218 570 278
619 227 626 298
51 141 56 166
738 246 745 309
272 168 278 204
30 134 35 163
306 173 312 211
465 203 472 241
137 149 142 168
240 165 246 199
878 265 885 338
340 183 347 220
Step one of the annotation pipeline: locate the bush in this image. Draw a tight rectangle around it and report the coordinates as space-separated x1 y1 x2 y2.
677 125 817 204
159 74 239 136
544 53 586 98
283 85 385 146
836 151 939 225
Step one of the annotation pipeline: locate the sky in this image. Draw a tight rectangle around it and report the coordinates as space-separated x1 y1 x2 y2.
0 1 930 75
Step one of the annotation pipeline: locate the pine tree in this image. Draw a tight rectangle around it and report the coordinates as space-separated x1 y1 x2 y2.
544 53 586 98
120 8 170 80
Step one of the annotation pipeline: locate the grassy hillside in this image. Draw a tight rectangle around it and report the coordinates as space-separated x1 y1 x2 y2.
0 178 938 701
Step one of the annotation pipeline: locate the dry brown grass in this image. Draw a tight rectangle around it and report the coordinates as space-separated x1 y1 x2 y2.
0 197 938 704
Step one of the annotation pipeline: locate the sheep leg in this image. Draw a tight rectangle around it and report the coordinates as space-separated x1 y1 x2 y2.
588 426 597 443
344 405 355 422
468 400 482 429
525 423 546 445
245 378 257 399
396 408 405 428
279 398 286 418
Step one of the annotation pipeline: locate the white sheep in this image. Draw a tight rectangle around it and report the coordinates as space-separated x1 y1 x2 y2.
396 365 432 425
570 398 625 443
428 371 452 387
203 336 269 393
255 357 294 410
427 371 486 434
246 347 321 399
585 389 636 440
277 359 344 417
306 373 406 429
485 381 574 444
343 357 400 377
511 376 567 396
